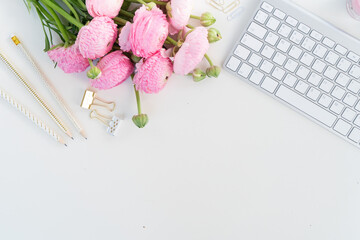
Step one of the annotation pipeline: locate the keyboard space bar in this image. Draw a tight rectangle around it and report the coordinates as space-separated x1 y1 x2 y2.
275 86 337 127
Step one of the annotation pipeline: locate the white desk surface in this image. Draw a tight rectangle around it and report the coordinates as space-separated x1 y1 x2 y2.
1 0 360 239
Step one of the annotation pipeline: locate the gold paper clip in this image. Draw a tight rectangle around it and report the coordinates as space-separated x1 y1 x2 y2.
81 90 115 112
90 110 123 136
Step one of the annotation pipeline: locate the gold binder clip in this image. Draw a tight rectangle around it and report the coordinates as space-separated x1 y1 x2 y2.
90 110 123 136
81 90 115 112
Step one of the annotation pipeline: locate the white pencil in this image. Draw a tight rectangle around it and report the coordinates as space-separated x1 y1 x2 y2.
0 87 67 146
11 35 87 139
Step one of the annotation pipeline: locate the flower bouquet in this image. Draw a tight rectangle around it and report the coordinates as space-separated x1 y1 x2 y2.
24 0 222 128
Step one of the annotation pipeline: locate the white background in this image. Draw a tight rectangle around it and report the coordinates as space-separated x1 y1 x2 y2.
1 0 360 239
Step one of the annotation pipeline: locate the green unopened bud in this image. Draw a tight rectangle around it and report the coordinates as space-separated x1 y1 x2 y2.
132 114 149 128
147 2 156 10
206 66 221 78
201 12 216 27
208 28 222 43
192 68 207 82
87 66 101 79
166 2 172 18
131 54 142 63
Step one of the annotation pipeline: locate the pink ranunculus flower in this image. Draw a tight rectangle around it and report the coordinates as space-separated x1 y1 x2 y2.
134 50 173 94
173 27 210 75
77 16 118 60
168 0 192 34
91 51 134 90
86 0 124 18
47 44 89 73
118 5 169 58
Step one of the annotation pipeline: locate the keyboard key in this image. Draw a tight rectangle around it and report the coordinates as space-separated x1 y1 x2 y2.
320 79 334 93
307 87 321 101
343 93 357 106
348 80 360 94
330 101 345 114
248 22 267 39
226 56 241 71
310 63 327 78
261 2 274 12
278 24 292 38
283 74 297 87
298 23 310 34
335 73 350 87
314 44 327 58
322 37 335 48
261 45 275 59
272 67 286 80
254 10 269 24
276 86 337 127
265 32 279 46
295 80 309 94
296 66 310 79
273 52 287 65
335 44 347 55
289 46 302 59
284 59 298 72
331 86 346 100
274 9 286 19
349 65 360 78
349 128 360 143
342 108 356 122
301 38 316 51
354 115 360 126
248 53 262 67
347 51 360 62
334 119 351 135
325 51 340 65
324 66 338 80
308 73 322 86
260 60 274 73
241 34 263 52
290 31 304 45
310 30 322 41
286 16 298 27
318 94 333 108
234 45 251 60
266 17 280 31
261 77 278 93
249 70 264 84
238 63 253 78
277 39 291 52
337 58 351 72
300 52 314 66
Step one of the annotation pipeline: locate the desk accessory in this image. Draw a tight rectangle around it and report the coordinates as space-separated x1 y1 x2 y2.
81 90 115 112
224 0 360 149
90 110 123 136
24 0 223 129
11 35 87 139
207 0 241 14
0 52 73 139
0 87 67 146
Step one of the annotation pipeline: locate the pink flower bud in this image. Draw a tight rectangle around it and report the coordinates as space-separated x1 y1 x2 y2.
86 0 124 18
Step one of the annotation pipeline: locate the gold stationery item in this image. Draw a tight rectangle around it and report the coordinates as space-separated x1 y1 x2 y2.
11 35 87 139
0 52 73 139
81 90 116 112
90 110 122 136
0 86 67 146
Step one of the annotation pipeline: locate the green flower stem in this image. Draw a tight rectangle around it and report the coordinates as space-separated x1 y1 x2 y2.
134 85 142 115
204 54 214 66
186 24 195 29
62 0 80 22
42 2 70 44
166 36 178 46
40 0 84 29
190 14 201 20
76 0 86 10
120 9 135 18
125 0 167 6
88 59 95 68
114 17 128 25
35 3 55 23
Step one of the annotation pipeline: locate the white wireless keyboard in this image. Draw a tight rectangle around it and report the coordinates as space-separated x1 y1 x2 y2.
224 0 360 149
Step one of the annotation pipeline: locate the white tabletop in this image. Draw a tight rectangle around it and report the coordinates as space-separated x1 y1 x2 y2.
1 0 360 239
